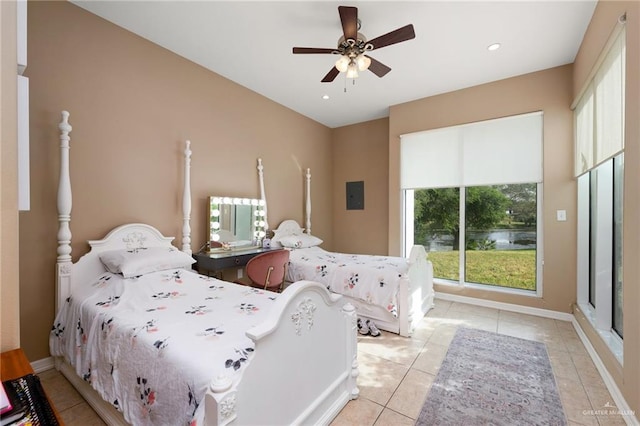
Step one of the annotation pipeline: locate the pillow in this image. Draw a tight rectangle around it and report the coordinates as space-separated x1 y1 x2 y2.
99 246 195 278
271 222 305 248
278 234 323 249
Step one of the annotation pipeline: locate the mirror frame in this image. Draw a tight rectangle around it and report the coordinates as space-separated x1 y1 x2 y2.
208 196 266 247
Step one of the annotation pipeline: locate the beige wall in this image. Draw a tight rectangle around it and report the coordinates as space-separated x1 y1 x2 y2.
6 3 639 417
331 118 389 255
20 1 333 361
1 0 21 352
388 65 576 313
572 0 640 416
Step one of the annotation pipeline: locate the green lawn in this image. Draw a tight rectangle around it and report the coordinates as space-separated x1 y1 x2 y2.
427 249 536 290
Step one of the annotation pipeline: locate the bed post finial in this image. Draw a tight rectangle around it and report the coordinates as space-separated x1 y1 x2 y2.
182 140 192 255
257 158 269 231
57 111 73 262
305 168 311 235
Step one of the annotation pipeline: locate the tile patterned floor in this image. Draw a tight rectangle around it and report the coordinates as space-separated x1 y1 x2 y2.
39 299 629 425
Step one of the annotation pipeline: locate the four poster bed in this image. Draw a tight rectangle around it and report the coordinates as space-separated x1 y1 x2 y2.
50 111 358 425
265 170 434 338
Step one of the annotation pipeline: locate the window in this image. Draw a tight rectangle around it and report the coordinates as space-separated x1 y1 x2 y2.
465 184 538 290
408 184 539 292
579 155 623 341
575 23 625 357
589 170 597 307
612 154 623 337
401 112 543 293
412 187 460 281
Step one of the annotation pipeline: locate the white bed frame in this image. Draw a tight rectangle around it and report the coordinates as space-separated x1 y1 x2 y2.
53 111 359 425
267 168 434 338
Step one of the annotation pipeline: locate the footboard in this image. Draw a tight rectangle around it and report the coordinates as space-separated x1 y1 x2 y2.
398 245 434 337
203 281 358 425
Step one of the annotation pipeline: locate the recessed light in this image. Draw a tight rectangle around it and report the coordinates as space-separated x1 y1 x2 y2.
487 43 501 51
322 94 330 100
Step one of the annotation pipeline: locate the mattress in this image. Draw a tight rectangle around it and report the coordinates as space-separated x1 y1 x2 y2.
50 268 278 425
286 246 408 316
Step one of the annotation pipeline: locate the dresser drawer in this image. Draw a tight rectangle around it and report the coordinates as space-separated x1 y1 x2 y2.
210 252 253 269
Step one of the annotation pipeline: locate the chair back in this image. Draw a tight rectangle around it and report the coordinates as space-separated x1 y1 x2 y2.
246 249 290 291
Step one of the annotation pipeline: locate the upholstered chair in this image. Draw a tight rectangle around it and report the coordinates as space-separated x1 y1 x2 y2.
245 249 290 292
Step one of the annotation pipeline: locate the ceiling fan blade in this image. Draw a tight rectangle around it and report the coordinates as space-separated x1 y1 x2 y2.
366 56 391 78
338 6 358 41
321 67 340 83
293 47 336 54
367 24 415 50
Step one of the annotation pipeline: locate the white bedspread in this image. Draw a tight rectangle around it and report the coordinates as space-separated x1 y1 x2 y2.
286 246 408 317
50 269 277 426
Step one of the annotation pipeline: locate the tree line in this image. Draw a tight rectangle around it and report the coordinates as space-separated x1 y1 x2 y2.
414 184 537 250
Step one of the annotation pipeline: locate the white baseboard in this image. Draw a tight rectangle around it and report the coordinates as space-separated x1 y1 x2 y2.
571 320 639 426
434 291 574 321
31 356 55 373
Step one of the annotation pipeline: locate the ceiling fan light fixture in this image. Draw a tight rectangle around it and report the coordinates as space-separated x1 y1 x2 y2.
356 54 371 71
346 62 359 79
335 55 350 72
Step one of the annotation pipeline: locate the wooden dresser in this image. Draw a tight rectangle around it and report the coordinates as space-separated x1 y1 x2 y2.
1 348 63 424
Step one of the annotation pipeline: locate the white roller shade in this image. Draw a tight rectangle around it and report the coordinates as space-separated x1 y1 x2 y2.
595 31 625 165
401 111 543 189
400 127 462 189
574 26 625 176
575 87 594 175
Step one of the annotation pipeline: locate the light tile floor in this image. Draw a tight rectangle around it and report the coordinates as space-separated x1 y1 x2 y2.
39 300 629 425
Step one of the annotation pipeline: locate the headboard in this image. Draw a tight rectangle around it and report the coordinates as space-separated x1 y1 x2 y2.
55 111 192 312
274 220 305 237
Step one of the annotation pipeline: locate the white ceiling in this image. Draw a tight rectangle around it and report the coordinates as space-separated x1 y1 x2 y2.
72 1 597 128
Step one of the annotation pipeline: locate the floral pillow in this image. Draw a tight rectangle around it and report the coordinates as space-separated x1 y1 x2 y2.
278 234 323 249
99 246 195 278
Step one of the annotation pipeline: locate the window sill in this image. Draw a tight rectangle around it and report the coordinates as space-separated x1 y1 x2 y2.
576 302 623 364
434 279 539 298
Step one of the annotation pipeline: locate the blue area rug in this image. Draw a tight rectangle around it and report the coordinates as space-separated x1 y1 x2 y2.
416 327 567 426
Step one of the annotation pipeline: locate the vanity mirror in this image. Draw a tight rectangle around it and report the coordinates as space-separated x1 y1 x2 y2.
208 196 266 249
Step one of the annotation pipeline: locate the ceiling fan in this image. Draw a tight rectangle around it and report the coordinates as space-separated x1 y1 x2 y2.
292 5 415 83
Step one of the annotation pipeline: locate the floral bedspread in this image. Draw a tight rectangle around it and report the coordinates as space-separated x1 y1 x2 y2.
50 269 277 426
286 246 408 317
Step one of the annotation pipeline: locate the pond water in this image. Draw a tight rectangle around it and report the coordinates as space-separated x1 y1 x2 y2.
425 229 536 251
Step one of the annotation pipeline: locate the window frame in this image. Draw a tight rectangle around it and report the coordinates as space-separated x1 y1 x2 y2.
402 183 544 296
612 154 623 337
577 156 623 363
